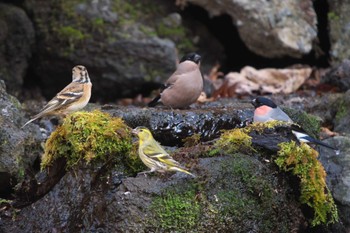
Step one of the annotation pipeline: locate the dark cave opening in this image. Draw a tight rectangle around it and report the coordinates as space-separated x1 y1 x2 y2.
180 2 331 74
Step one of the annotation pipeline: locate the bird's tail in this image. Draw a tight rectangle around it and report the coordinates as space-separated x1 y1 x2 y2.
148 95 161 107
301 135 339 154
171 167 196 178
21 113 42 128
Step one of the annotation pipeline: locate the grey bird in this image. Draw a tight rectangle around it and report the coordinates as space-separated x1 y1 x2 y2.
251 96 339 153
148 52 203 109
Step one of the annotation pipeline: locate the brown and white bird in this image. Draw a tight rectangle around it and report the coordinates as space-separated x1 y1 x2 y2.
21 65 92 128
148 52 204 109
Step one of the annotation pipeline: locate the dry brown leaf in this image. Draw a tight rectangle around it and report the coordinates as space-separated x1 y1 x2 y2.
221 66 312 95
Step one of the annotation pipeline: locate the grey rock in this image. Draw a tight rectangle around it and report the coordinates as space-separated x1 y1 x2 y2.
0 3 34 97
75 0 118 23
321 59 350 92
0 80 42 196
23 0 177 101
319 136 350 232
0 155 305 232
328 0 350 65
332 90 350 136
186 0 317 58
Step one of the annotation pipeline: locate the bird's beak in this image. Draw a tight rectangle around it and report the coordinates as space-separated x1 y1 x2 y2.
194 54 201 64
251 98 257 107
131 129 138 135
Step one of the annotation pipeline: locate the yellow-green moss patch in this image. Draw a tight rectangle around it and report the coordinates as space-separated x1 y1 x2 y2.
182 133 201 147
276 141 338 226
211 121 289 156
210 128 253 156
41 110 143 174
249 121 289 133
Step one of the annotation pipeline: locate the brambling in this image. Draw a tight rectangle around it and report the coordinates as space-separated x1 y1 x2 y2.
22 65 92 128
148 52 204 109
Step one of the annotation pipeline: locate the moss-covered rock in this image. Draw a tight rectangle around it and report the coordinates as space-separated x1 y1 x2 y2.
277 141 338 226
23 0 178 101
149 183 201 231
283 108 321 139
41 110 143 175
210 121 339 227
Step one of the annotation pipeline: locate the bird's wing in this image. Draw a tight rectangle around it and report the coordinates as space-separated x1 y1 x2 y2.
290 124 307 134
142 141 181 167
290 124 338 151
165 72 179 86
39 83 84 114
147 82 174 107
273 107 293 123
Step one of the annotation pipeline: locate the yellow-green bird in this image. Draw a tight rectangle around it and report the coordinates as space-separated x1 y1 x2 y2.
132 126 195 177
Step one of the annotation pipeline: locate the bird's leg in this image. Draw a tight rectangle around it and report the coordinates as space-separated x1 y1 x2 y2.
137 169 155 177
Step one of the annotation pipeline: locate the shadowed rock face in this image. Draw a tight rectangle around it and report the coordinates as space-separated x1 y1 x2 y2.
0 3 34 97
0 80 42 198
1 155 305 232
22 0 178 101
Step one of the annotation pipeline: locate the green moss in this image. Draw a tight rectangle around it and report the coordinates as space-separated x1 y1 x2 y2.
41 110 143 174
335 99 347 123
232 157 272 200
216 190 277 232
112 0 140 23
9 95 22 110
210 121 338 227
208 155 293 232
276 141 338 226
328 12 340 21
156 21 195 52
283 108 321 138
156 22 186 38
182 133 201 147
0 198 11 204
111 0 160 26
150 185 200 232
210 128 254 156
56 26 87 44
211 121 290 156
14 154 27 183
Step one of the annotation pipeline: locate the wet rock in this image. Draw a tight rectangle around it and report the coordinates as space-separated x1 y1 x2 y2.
0 80 42 198
0 155 306 232
0 3 34 97
328 0 350 65
185 0 317 58
101 101 253 146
